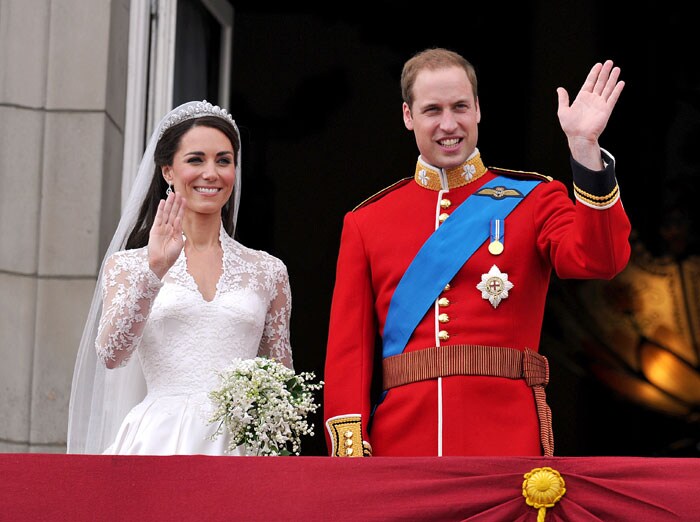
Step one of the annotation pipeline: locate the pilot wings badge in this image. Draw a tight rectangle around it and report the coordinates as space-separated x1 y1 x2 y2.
475 186 524 199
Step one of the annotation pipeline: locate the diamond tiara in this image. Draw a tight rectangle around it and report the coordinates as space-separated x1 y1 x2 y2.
158 100 236 139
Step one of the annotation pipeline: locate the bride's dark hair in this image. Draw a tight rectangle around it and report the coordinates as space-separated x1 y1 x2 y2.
125 116 240 249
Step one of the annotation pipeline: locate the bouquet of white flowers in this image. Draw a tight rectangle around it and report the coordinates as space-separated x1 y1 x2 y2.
208 357 323 456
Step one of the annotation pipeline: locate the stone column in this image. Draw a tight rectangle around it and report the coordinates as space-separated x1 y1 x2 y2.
0 0 129 453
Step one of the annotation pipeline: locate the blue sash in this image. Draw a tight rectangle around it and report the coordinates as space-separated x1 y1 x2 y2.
381 176 540 359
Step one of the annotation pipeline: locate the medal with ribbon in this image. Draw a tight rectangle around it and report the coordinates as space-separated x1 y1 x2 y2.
489 218 504 255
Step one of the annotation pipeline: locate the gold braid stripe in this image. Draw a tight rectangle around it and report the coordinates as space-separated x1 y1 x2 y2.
573 183 619 201
573 183 619 207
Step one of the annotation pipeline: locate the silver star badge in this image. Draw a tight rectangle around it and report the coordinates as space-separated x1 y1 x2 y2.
476 265 514 308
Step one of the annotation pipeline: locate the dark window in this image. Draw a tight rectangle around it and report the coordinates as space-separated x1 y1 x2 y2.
173 0 222 105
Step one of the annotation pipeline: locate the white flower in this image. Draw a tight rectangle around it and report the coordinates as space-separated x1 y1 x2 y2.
417 169 429 185
208 357 323 456
462 164 476 180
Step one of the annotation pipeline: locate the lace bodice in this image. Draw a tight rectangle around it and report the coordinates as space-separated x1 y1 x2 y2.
95 225 293 395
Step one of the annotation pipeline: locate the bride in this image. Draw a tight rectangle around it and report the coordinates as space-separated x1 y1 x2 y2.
67 100 293 455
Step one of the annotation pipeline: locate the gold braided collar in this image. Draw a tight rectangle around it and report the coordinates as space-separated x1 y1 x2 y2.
414 152 487 191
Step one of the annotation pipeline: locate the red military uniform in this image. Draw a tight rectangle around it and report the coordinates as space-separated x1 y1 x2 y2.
323 150 631 457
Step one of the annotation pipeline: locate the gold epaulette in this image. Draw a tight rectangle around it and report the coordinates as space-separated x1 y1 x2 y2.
352 177 413 211
489 166 553 182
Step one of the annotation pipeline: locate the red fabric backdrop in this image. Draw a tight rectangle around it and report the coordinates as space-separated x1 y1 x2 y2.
1 454 699 521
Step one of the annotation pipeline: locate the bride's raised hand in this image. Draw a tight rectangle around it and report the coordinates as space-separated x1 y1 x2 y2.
148 191 187 279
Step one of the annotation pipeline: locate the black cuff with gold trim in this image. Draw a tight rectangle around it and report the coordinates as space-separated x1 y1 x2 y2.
571 150 620 209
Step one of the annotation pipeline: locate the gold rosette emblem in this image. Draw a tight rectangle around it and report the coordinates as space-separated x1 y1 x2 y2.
522 467 566 520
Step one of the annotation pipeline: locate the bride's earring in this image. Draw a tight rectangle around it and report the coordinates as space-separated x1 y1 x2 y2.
166 183 173 196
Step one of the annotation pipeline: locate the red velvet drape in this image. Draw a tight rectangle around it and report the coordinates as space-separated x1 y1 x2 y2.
2 455 698 521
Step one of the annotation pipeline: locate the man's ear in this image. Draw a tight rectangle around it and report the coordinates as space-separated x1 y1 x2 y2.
402 102 414 131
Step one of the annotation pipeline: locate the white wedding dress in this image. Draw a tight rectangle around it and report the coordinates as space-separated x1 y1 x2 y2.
95 224 293 455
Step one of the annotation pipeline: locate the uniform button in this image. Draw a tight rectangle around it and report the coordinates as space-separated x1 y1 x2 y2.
344 430 353 439
444 283 451 291
438 330 450 341
438 313 449 323
344 439 353 447
438 212 450 223
438 297 450 307
345 447 354 456
440 198 452 209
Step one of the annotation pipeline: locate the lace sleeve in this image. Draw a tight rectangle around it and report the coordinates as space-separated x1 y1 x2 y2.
258 259 293 370
95 249 163 368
